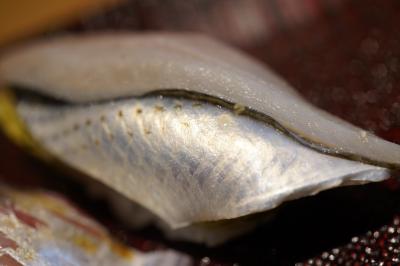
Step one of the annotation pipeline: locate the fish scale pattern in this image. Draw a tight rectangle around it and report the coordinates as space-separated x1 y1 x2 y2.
15 94 389 235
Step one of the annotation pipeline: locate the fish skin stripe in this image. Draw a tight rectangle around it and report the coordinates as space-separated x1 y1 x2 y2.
9 86 400 170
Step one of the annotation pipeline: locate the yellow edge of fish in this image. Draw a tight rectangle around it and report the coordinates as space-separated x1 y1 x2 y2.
0 87 135 260
0 87 52 160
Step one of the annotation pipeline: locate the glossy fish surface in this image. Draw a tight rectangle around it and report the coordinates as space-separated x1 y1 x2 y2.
1 34 399 167
15 92 389 228
0 33 398 231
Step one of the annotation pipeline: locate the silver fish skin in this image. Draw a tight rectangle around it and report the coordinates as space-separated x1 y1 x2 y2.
16 96 389 228
0 33 400 167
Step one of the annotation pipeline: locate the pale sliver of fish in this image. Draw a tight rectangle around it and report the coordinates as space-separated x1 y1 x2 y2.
0 33 399 238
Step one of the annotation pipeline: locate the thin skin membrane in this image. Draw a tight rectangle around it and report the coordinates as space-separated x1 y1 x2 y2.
16 94 389 228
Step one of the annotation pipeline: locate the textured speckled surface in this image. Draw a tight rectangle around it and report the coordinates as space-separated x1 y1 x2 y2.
300 216 400 265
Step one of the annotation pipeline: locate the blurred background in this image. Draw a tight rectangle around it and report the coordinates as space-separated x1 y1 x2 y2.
1 0 400 265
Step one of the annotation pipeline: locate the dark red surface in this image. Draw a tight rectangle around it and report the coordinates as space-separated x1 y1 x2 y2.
0 231 18 250
0 254 23 266
302 216 400 265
